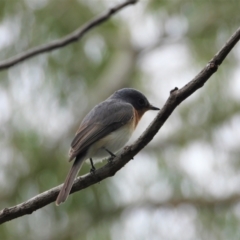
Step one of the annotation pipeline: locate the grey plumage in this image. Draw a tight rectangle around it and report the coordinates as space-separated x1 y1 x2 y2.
56 88 159 205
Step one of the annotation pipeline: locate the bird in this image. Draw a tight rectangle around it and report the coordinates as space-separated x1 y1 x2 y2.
56 88 159 205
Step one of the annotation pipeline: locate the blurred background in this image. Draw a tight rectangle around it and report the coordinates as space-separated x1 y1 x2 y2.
0 0 240 239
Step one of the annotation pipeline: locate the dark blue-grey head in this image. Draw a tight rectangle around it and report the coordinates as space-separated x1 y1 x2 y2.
110 88 159 111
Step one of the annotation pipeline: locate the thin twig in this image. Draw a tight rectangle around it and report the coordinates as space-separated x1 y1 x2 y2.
0 0 138 70
0 27 239 224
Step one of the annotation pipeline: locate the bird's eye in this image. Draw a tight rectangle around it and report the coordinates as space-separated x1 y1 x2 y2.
138 98 145 106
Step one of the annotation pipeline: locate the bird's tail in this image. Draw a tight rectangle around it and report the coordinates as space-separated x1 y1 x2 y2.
56 156 85 206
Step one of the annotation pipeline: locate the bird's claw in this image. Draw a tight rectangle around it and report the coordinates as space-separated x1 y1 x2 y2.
90 166 96 174
108 155 115 164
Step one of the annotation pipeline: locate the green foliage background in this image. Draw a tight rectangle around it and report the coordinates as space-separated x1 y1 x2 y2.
0 0 240 239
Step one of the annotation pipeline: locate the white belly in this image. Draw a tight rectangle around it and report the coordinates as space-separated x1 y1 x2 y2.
86 125 133 162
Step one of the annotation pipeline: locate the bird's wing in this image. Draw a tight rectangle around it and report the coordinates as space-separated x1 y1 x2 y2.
69 100 134 161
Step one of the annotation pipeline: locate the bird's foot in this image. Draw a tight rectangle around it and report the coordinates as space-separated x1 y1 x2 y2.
103 147 116 164
90 166 96 174
108 155 116 165
104 147 116 158
90 158 96 174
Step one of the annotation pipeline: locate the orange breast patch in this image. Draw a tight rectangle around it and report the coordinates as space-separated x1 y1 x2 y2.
133 108 147 129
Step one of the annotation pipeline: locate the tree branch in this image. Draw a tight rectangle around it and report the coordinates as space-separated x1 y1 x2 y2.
0 0 138 70
0 27 239 224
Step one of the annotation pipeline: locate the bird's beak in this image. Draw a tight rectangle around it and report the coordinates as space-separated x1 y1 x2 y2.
149 104 160 111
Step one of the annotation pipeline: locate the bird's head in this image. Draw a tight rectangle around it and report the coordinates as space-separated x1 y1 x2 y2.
111 88 160 112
